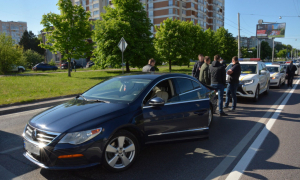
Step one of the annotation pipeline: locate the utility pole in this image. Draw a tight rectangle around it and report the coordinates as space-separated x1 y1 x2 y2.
238 13 241 58
272 38 275 62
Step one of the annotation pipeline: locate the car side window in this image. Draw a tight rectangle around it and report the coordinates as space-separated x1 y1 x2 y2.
173 78 202 102
143 79 176 105
173 78 194 94
192 80 201 89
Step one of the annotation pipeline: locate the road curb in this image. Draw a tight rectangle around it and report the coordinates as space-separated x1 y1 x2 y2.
0 95 75 116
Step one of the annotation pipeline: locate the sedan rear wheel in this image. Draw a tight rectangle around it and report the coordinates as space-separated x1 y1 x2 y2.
103 130 139 172
277 80 281 88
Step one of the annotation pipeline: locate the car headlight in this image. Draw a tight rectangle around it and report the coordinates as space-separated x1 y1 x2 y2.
271 76 279 79
242 80 254 85
58 128 102 145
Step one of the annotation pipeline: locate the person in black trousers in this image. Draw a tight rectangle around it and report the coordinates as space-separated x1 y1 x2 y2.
73 60 77 72
286 61 297 87
192 54 204 79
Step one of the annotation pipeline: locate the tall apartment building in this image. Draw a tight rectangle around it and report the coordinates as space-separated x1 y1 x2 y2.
0 20 27 44
71 0 224 33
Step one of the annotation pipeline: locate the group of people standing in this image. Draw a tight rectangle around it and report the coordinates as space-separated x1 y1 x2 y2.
192 54 241 116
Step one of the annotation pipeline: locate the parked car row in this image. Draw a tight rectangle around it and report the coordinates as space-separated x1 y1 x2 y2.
61 62 83 69
32 63 58 71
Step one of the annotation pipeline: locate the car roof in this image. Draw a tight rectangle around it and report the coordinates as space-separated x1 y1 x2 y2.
239 61 259 64
266 64 280 67
113 72 194 80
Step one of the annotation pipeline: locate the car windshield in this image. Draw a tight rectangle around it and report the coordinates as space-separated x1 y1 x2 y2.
82 77 152 103
267 67 279 73
240 64 257 74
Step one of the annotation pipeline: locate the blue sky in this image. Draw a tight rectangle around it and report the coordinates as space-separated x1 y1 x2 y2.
1 0 300 49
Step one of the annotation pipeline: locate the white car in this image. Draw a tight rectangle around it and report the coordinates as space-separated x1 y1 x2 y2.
11 65 26 73
226 59 270 102
266 64 286 88
281 63 299 76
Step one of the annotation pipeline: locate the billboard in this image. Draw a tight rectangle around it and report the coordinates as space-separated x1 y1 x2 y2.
256 23 286 38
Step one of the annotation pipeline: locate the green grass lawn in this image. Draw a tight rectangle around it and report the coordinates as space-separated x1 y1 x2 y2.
0 65 194 106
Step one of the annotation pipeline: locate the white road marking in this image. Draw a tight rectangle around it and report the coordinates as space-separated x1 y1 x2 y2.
0 146 23 154
225 79 300 180
205 78 299 180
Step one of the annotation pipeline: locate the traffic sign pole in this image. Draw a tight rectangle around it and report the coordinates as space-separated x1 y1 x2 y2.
118 37 128 74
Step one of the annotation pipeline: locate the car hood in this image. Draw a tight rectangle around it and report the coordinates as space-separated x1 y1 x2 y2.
29 98 129 133
269 72 280 77
239 73 257 81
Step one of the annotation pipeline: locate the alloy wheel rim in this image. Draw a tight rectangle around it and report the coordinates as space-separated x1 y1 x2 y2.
105 136 135 169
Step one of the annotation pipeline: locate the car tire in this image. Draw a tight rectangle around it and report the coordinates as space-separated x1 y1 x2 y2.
253 86 259 102
102 130 139 172
277 80 281 88
264 81 270 95
208 105 213 127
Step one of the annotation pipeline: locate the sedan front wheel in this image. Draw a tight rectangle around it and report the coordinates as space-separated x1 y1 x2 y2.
103 130 139 172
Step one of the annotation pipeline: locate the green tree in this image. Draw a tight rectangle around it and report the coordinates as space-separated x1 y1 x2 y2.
92 0 154 72
277 49 287 58
22 49 44 69
203 28 216 61
214 27 238 61
19 30 45 55
154 19 193 72
260 41 272 60
40 0 94 77
241 47 249 58
188 23 205 66
0 33 23 74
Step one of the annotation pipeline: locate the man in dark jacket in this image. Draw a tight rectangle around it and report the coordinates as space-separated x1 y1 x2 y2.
210 54 227 116
224 56 241 111
142 58 156 72
199 56 211 85
192 54 204 79
286 61 297 87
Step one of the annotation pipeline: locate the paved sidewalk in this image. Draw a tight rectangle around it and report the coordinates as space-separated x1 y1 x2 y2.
0 96 74 116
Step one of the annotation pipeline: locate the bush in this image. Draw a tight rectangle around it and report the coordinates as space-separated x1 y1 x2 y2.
0 33 24 74
49 59 56 66
23 49 44 69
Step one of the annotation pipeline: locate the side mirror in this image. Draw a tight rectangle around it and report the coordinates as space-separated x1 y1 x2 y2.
148 97 165 107
260 70 267 75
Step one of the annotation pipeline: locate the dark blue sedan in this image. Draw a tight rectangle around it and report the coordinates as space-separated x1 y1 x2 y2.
22 73 217 172
32 63 58 71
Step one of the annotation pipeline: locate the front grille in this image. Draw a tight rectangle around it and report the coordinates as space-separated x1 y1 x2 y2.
25 124 60 145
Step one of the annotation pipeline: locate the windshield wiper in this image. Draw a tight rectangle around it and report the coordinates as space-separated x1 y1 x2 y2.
77 95 88 101
92 99 110 103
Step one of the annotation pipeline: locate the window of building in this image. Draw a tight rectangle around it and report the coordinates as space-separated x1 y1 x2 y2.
148 3 153 9
191 3 194 8
93 3 99 8
169 8 173 15
89 0 93 3
90 5 93 10
75 1 80 5
93 10 99 16
149 11 153 17
169 0 173 6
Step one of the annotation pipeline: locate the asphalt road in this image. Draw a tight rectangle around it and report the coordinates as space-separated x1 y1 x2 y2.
0 78 299 180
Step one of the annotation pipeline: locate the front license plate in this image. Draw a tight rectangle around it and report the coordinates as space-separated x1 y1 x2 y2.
24 140 40 156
